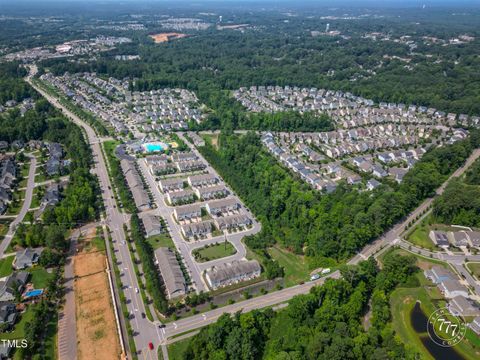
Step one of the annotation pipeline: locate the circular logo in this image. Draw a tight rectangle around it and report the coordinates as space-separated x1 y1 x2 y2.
427 307 467 347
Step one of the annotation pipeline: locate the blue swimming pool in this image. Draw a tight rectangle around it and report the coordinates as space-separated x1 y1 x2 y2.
24 289 44 298
143 142 168 153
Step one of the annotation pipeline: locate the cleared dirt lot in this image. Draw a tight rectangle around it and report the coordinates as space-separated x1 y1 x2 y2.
74 228 121 360
149 32 187 43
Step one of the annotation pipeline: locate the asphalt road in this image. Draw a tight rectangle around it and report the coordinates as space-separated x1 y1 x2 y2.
30 66 480 357
138 158 262 290
348 148 480 266
164 270 341 338
0 153 36 257
27 71 163 358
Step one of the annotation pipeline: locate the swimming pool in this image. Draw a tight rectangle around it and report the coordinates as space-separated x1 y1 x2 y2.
143 142 169 153
24 289 44 298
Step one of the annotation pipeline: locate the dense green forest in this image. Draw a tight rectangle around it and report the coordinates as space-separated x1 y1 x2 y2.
432 156 480 227
182 253 418 360
200 132 477 264
39 7 480 131
0 62 37 104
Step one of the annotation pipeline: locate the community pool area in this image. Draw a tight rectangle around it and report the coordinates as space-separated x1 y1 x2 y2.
143 142 169 153
24 289 44 298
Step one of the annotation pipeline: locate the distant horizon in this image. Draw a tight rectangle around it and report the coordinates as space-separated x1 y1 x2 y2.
2 0 480 7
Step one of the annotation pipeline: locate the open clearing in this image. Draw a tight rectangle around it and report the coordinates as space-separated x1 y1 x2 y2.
149 33 188 43
267 246 310 286
74 228 120 360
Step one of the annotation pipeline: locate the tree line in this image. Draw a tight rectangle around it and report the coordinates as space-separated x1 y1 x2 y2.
200 131 478 265
182 253 418 360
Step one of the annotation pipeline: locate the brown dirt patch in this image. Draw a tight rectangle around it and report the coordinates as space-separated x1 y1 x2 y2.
149 32 188 43
416 260 435 270
74 235 121 360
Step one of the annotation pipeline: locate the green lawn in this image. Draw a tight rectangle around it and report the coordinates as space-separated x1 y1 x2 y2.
20 163 30 178
193 242 236 262
6 200 23 215
28 267 54 288
167 338 191 360
147 233 175 250
466 262 480 280
267 246 310 286
34 173 47 183
0 255 14 277
406 219 437 251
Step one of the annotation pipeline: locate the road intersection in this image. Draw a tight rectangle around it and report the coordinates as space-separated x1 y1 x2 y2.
27 66 480 358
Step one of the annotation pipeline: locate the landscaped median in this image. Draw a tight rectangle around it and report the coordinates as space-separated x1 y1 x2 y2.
31 78 110 136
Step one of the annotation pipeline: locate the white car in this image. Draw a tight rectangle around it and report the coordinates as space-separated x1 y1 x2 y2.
135 287 139 294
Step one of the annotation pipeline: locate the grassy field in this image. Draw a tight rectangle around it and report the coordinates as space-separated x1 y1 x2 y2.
0 255 14 277
194 242 236 262
147 233 175 250
466 262 480 280
267 246 310 286
167 338 191 360
201 134 219 149
406 215 437 250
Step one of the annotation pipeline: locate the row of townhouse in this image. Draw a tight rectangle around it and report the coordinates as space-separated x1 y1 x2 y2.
174 197 241 222
234 85 476 129
120 159 151 211
262 133 338 193
429 230 480 248
180 214 252 239
424 266 480 320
